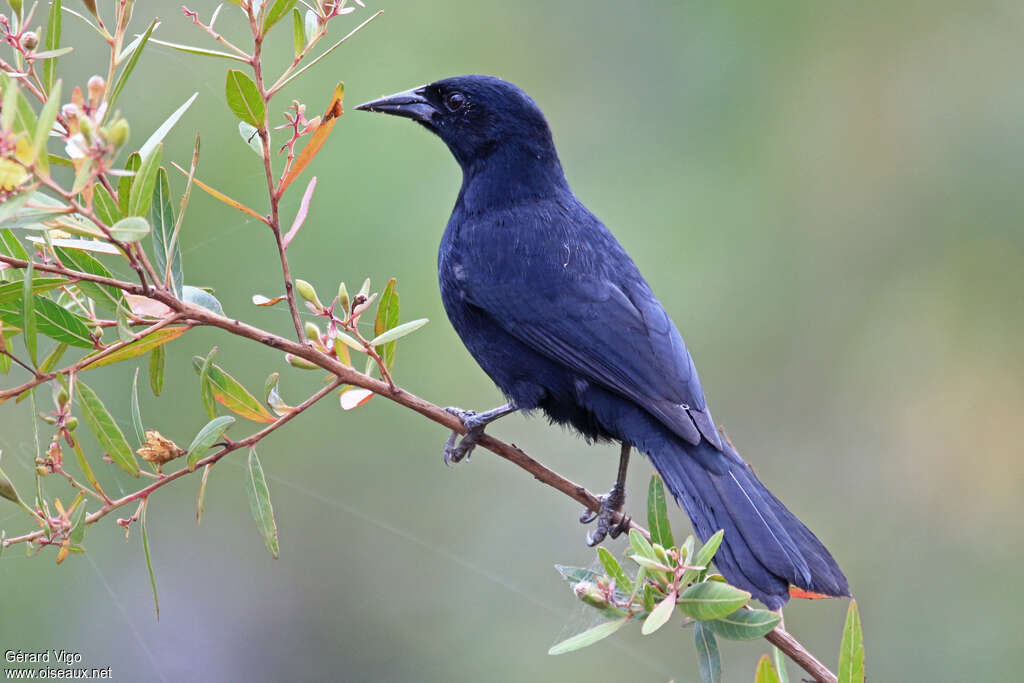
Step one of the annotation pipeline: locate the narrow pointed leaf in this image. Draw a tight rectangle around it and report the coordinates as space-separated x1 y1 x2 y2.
755 655 782 683
246 449 279 558
149 344 164 396
148 38 248 62
198 348 217 419
138 93 197 161
128 145 162 217
225 70 264 127
555 565 601 586
70 438 106 501
278 82 343 195
118 153 140 216
32 81 60 175
628 528 657 561
291 8 305 58
42 0 63 92
596 546 631 595
707 608 781 640
368 318 428 347
547 618 628 655
75 380 140 476
190 356 275 423
186 416 234 470
647 474 674 549
82 328 188 370
694 622 721 683
130 368 145 447
641 590 676 635
68 500 87 544
282 176 315 247
262 0 298 32
677 581 750 621
139 500 159 620
196 463 211 524
838 600 865 683
150 168 182 294
109 19 157 112
0 278 66 304
172 163 266 222
1 73 19 131
39 342 67 373
774 647 791 683
22 261 36 365
0 229 29 259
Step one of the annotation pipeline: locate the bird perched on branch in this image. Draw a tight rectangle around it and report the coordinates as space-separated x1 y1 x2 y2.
357 75 849 609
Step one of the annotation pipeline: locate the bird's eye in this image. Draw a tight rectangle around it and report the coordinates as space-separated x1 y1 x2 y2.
444 92 466 112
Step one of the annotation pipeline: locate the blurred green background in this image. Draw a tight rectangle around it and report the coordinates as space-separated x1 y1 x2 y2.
2 1 1023 681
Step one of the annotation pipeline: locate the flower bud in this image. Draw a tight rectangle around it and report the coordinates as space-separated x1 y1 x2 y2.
304 321 321 341
20 32 38 51
294 279 323 309
87 75 105 103
103 118 130 148
77 115 94 143
337 282 350 314
61 103 80 121
285 353 319 370
64 417 78 431
35 466 48 477
56 388 68 408
573 581 610 610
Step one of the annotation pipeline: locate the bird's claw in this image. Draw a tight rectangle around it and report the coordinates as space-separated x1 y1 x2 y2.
443 407 482 466
580 486 629 546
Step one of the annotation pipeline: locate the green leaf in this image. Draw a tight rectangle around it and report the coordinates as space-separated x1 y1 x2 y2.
304 10 317 48
262 0 298 32
245 449 279 558
547 618 628 655
42 0 62 92
149 344 164 396
707 608 781 640
198 347 218 419
0 463 21 504
109 216 150 242
32 297 94 347
225 70 264 127
138 93 197 161
838 600 865 683
186 416 235 470
82 327 188 370
291 8 305 58
237 121 264 157
139 499 160 620
755 655 783 683
190 356 274 423
70 437 105 502
368 318 428 347
641 590 676 635
196 463 211 524
596 546 632 594
647 474 674 549
118 153 140 217
694 621 721 683
75 380 140 476
677 581 750 621
31 81 61 175
1 71 19 131
0 229 28 260
555 564 601 586
182 285 223 315
128 145 162 217
147 38 248 62
38 342 67 373
774 646 791 683
92 184 120 226
628 528 656 561
130 368 145 447
21 261 36 365
54 246 125 312
68 500 87 544
682 529 724 585
108 19 157 112
150 167 182 294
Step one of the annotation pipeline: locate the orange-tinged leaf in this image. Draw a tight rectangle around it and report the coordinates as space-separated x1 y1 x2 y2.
172 162 267 223
82 326 189 370
279 83 343 195
125 294 173 318
339 387 373 411
190 356 275 423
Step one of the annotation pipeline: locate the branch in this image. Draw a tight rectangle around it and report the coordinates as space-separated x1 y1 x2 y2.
0 254 836 683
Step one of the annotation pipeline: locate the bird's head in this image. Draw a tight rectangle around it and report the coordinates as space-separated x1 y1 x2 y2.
356 75 558 172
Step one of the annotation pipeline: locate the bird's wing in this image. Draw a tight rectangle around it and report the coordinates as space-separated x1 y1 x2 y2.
460 232 721 449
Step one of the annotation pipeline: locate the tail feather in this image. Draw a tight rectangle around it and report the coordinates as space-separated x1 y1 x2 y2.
647 439 849 609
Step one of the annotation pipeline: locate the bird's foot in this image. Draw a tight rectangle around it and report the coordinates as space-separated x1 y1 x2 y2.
442 407 486 466
580 484 630 546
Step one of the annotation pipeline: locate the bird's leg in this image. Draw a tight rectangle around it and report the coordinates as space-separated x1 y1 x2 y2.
581 443 632 546
442 402 518 466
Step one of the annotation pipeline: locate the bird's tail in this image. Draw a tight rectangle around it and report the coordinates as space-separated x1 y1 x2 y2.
646 440 849 609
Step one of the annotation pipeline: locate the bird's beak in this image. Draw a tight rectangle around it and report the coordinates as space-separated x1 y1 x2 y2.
355 87 437 123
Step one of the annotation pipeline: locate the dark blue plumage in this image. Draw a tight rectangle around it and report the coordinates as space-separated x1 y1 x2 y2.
357 75 849 608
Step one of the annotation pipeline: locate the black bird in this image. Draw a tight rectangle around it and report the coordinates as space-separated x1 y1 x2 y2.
357 75 849 609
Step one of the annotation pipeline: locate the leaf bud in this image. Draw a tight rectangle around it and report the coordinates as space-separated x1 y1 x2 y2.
304 321 321 341
294 279 323 309
573 581 610 610
285 353 319 370
337 282 349 314
103 118 130 148
64 417 78 431
56 387 68 408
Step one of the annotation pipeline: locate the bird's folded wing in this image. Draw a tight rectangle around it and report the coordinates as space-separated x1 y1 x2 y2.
466 274 722 449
